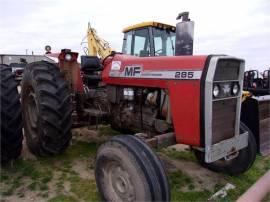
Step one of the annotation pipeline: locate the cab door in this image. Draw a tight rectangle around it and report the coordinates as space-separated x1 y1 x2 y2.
122 28 152 57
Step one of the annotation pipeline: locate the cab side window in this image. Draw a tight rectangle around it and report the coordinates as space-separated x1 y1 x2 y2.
153 28 175 56
122 31 132 55
134 28 150 57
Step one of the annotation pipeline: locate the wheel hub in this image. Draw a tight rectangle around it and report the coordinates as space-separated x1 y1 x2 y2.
104 162 135 202
25 90 38 139
115 175 128 193
27 92 38 126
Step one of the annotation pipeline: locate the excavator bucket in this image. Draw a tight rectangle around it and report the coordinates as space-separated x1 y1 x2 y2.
241 96 270 156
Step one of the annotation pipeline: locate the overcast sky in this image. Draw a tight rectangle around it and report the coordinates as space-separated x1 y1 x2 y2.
0 0 269 71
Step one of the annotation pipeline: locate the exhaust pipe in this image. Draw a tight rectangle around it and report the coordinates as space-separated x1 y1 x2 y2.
175 12 194 56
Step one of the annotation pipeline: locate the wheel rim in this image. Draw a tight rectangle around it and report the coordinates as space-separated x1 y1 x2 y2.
103 161 135 202
25 88 38 139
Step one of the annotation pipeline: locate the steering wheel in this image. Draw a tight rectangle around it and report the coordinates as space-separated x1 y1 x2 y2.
154 49 163 55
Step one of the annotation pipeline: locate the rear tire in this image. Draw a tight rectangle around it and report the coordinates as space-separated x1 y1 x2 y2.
95 135 170 202
0 65 23 165
194 122 257 175
21 61 72 156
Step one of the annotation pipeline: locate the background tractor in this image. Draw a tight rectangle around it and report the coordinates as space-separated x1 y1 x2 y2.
242 68 270 156
243 69 270 96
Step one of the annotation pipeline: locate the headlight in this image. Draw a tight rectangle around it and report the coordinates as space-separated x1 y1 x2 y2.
65 54 72 61
231 83 239 95
213 84 220 98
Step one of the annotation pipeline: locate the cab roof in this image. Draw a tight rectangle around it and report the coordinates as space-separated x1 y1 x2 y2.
122 21 176 33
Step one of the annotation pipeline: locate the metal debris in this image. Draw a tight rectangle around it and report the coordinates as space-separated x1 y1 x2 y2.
208 183 236 201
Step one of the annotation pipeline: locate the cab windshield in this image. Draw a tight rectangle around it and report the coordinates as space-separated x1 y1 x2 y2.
122 26 176 57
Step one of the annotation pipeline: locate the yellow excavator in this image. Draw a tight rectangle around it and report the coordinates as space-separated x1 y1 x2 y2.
86 23 114 59
85 15 269 156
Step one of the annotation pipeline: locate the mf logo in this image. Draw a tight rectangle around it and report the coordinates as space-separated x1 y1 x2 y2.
124 66 142 77
223 84 231 95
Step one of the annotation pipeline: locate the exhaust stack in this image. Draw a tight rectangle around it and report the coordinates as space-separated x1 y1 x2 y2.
175 12 194 56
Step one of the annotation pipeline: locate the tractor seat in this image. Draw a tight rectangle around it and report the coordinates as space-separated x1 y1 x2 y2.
140 50 150 57
81 56 102 74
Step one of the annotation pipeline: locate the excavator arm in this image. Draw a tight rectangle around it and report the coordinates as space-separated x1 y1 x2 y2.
87 23 113 60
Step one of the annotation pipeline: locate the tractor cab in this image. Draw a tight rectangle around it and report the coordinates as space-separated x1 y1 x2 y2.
122 22 176 57
122 12 194 57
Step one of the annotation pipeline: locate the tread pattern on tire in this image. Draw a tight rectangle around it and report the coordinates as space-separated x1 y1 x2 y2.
95 135 170 202
114 135 170 201
21 61 72 156
0 65 23 164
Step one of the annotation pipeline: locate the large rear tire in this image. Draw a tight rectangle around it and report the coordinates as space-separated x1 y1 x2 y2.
95 135 170 202
0 65 23 165
194 122 257 175
21 61 72 156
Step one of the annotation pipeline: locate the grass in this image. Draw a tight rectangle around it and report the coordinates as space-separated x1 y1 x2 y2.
39 140 98 165
264 193 270 202
162 147 197 162
2 188 14 197
70 178 100 201
27 182 38 191
165 147 270 201
98 125 121 136
220 155 270 201
0 140 99 201
169 171 193 189
169 171 211 201
0 174 9 181
41 172 53 184
0 132 269 202
17 192 25 198
48 194 77 202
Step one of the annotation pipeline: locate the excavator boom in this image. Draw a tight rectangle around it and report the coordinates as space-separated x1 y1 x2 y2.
87 23 113 59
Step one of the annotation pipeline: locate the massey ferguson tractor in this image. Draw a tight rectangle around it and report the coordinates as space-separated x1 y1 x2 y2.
1 12 265 201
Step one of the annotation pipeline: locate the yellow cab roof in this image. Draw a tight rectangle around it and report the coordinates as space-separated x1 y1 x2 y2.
122 21 176 33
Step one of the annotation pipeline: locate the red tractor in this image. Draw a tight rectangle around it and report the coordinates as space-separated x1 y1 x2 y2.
1 12 258 201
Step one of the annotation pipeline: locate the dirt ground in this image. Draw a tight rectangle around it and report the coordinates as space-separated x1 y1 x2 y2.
0 125 269 202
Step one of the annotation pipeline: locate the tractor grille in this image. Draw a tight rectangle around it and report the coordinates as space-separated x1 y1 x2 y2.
211 59 241 144
212 99 237 144
213 60 240 81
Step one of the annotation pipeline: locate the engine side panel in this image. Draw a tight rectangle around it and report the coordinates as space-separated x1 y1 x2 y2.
168 81 201 146
102 54 208 146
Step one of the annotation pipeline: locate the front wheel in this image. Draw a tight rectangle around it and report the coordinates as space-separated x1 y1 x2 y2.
95 135 170 202
194 122 257 175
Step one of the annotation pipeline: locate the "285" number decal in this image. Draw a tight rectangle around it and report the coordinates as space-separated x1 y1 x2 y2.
175 71 194 79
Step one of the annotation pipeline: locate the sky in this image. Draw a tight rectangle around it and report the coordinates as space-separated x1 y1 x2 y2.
0 0 269 71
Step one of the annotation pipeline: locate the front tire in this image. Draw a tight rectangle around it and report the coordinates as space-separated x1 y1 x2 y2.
195 122 257 175
21 61 72 156
95 135 170 202
0 65 23 164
